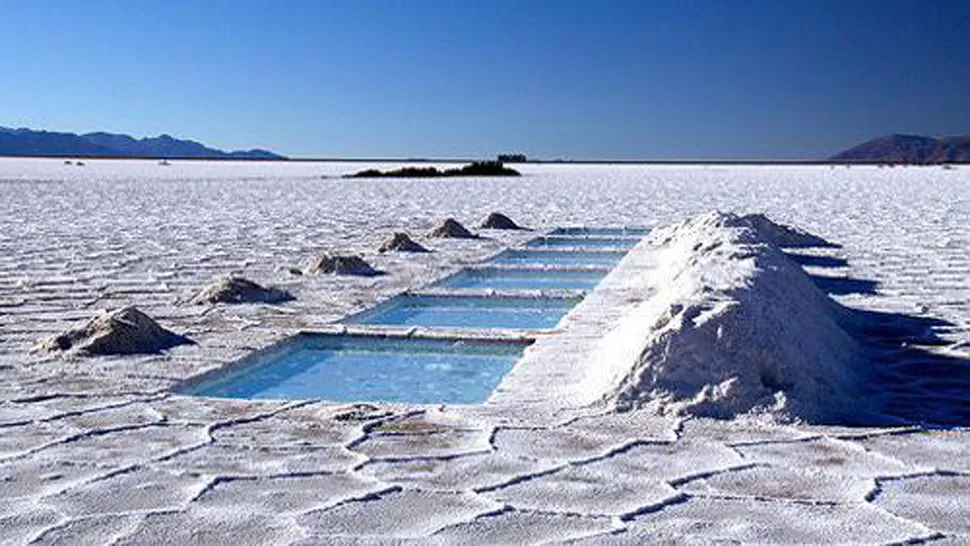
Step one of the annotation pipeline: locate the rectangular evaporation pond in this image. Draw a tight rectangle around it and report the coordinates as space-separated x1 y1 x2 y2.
432 267 607 291
178 334 531 404
550 227 650 237
344 294 580 330
526 236 640 250
489 249 627 267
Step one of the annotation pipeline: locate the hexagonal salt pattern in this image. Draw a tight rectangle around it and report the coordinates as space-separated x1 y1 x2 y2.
3 162 970 543
871 473 970 536
623 497 938 544
297 489 503 539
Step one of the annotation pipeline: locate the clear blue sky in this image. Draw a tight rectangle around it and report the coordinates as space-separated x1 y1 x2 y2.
2 0 969 159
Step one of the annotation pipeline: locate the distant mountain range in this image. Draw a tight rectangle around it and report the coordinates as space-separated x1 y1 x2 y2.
831 134 970 164
0 126 284 160
4 125 966 164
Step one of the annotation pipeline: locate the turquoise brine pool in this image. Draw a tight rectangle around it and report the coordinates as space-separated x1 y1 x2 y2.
489 249 626 266
550 227 650 237
526 236 639 250
179 334 530 404
432 267 607 291
344 294 579 330
177 225 640 405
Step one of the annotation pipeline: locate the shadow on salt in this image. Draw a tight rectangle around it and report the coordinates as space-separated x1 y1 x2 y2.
786 249 968 426
834 288 969 426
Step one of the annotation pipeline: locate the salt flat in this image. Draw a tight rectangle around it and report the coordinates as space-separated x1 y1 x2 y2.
0 158 968 544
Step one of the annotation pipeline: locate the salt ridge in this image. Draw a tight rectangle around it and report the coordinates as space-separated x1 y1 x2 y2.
588 212 871 422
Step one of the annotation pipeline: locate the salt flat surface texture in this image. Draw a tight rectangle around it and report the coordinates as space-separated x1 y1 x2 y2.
1 158 968 544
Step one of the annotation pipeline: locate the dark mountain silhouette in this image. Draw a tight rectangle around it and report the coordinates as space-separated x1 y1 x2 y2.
0 126 284 159
831 134 970 164
0 127 118 157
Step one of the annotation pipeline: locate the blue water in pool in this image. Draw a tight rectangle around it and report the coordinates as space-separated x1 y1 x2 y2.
345 295 578 329
550 227 650 237
489 249 626 266
181 335 528 403
433 267 607 290
526 236 639 250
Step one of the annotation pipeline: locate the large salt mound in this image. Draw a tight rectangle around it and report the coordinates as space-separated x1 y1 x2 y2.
36 307 192 356
590 212 869 423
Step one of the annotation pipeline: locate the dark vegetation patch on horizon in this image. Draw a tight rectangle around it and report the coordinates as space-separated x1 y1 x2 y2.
344 161 520 178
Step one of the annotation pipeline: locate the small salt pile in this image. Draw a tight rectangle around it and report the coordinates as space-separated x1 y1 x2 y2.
189 276 294 305
426 218 477 239
378 232 430 253
305 254 381 276
36 307 192 356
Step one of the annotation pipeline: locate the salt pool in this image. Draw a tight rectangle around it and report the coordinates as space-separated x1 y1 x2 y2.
550 227 650 237
488 249 627 266
178 334 531 404
525 236 640 250
431 267 607 291
178 226 636 404
343 294 580 330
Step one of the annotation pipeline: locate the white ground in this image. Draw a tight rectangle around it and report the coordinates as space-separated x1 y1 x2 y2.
1 158 968 544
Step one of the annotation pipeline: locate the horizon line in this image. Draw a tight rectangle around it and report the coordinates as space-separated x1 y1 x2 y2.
0 153 966 166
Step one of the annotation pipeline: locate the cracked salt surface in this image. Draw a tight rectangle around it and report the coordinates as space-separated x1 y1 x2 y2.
1 159 969 543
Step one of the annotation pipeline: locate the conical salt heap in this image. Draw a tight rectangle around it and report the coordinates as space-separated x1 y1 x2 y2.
479 212 524 230
592 212 867 423
305 254 381 276
426 218 477 239
189 276 294 305
36 307 192 356
378 232 430 253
